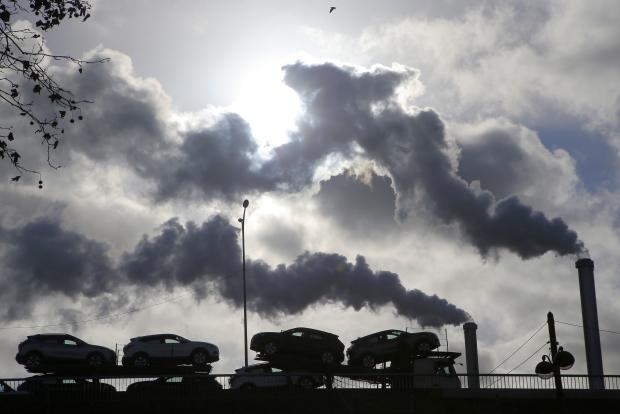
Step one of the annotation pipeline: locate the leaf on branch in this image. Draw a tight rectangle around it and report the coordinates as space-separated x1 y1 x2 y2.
59 110 66 118
49 93 61 102
0 10 10 23
22 61 31 70
10 89 19 98
43 133 51 140
11 152 20 164
53 140 59 149
78 67 83 73
11 176 20 182
33 84 42 94
7 132 14 141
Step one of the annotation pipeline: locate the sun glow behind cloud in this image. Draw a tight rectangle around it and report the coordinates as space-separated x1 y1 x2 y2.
229 63 302 154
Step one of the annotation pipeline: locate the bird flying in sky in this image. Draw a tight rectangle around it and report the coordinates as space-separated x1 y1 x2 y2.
329 7 336 13
10 176 20 182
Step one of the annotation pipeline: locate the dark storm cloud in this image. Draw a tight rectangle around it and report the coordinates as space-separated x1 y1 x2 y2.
0 215 468 327
315 171 397 234
120 215 468 327
0 218 115 321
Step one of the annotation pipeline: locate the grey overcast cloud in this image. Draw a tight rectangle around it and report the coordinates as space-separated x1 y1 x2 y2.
1 0 620 379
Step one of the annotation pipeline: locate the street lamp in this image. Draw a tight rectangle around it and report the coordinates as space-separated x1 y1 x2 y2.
238 199 250 367
535 312 575 397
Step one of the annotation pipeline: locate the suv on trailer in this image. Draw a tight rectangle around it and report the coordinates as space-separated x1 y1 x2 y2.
229 363 325 390
15 334 116 372
347 330 440 368
122 334 219 369
250 327 345 366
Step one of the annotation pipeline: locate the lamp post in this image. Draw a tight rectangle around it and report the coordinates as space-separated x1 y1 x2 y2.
535 312 575 398
238 199 250 367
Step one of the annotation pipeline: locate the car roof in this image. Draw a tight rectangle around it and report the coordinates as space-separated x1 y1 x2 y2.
234 363 271 372
352 329 421 343
28 333 78 339
131 333 182 341
284 327 339 338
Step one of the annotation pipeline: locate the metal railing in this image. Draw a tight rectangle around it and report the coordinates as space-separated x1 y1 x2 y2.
2 373 620 396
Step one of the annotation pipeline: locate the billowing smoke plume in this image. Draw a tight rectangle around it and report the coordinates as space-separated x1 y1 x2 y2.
0 218 115 321
60 55 584 258
121 216 468 327
273 62 584 258
0 216 468 327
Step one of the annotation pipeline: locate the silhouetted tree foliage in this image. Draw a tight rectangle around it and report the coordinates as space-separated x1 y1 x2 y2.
0 0 106 187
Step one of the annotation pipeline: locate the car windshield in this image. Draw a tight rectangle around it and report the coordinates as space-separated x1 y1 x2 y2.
166 377 182 383
386 331 401 340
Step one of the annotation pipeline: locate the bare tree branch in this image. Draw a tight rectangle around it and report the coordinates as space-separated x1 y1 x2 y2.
0 0 106 187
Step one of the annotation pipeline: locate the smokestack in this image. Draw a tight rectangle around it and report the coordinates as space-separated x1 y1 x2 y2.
463 322 480 389
575 258 604 390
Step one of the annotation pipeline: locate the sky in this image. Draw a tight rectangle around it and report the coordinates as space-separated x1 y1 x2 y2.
1 0 620 379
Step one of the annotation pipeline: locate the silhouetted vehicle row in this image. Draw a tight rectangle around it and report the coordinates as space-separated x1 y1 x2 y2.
14 327 442 378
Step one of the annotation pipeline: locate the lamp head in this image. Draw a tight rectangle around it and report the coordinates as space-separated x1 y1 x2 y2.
243 199 249 208
535 355 554 380
556 347 575 370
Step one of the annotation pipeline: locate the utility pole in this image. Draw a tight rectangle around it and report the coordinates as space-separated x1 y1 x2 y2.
239 199 250 367
547 312 563 398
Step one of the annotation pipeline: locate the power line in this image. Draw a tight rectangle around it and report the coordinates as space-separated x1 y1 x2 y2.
505 342 549 374
556 320 620 336
488 341 549 388
0 291 193 330
488 321 546 374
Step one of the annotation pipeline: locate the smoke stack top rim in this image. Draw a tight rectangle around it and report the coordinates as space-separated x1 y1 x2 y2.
576 258 594 269
463 321 478 330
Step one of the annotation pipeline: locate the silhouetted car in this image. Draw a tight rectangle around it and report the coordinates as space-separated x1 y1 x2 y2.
17 375 116 395
126 375 222 396
15 334 116 371
250 327 345 365
122 334 219 369
229 363 325 390
347 330 440 368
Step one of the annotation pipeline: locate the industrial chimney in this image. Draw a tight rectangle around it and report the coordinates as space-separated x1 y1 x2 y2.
463 321 480 389
575 258 604 390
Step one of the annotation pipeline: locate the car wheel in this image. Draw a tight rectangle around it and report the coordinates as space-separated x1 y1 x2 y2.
361 354 376 369
132 353 151 368
297 376 315 389
24 352 43 369
86 353 105 367
240 383 256 390
320 350 336 365
191 349 208 367
416 340 433 355
264 341 278 355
